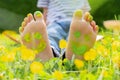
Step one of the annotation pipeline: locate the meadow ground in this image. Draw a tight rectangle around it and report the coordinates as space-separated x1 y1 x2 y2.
0 30 120 80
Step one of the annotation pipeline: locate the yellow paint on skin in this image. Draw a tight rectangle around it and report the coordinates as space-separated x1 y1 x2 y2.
88 15 93 22
84 12 93 22
84 12 90 21
21 21 25 27
73 10 83 18
33 32 42 40
71 41 87 55
19 27 23 33
35 11 42 18
27 13 31 17
24 33 31 42
36 39 46 52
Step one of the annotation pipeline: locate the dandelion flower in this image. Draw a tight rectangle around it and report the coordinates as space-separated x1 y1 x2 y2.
102 70 109 77
0 52 15 62
74 59 84 69
112 54 120 68
84 49 97 61
0 73 4 79
20 45 37 61
53 70 63 80
0 45 5 51
96 45 110 57
112 41 120 51
59 39 67 49
30 61 44 74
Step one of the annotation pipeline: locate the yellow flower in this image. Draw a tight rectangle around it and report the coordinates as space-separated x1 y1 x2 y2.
112 54 120 68
74 59 84 69
102 70 109 77
96 45 105 53
30 61 44 74
112 40 120 51
0 45 5 51
53 70 63 80
101 39 108 45
84 49 97 61
0 73 4 79
0 52 15 62
96 45 110 57
20 46 37 61
59 39 67 49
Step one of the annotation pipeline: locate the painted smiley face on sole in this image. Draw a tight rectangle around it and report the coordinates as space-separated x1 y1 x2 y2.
20 11 54 62
66 10 97 60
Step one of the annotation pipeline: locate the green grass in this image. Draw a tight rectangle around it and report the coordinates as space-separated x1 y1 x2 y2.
89 0 108 13
0 30 120 80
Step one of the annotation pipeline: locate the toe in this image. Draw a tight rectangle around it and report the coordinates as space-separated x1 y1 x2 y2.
73 10 83 19
34 11 43 21
23 17 28 27
19 26 23 33
19 17 26 33
27 13 34 22
21 21 26 28
90 21 99 33
84 12 98 32
19 21 26 33
84 12 93 22
84 12 90 21
19 13 34 33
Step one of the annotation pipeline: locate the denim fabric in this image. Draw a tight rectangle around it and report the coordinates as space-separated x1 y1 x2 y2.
47 20 71 57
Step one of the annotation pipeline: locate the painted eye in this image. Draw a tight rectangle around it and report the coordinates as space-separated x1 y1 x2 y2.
24 33 31 42
74 31 81 38
33 32 42 40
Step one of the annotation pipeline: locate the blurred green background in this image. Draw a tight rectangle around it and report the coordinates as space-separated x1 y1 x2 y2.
0 0 120 32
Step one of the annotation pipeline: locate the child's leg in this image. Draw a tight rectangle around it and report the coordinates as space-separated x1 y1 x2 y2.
47 21 70 57
19 11 53 61
66 10 98 60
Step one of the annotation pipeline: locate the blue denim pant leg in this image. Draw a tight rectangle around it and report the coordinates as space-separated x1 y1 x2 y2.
47 20 71 57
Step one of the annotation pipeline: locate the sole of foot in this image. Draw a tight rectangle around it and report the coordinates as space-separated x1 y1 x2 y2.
19 11 54 62
66 10 98 60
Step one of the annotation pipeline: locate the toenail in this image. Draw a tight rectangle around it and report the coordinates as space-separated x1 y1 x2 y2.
74 31 81 38
84 12 93 22
84 12 90 21
27 13 31 17
88 15 93 22
19 27 23 33
24 33 31 42
34 11 42 18
73 10 83 18
33 32 42 40
21 21 25 27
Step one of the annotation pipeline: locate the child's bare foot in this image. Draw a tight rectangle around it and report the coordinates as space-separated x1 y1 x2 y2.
66 10 98 60
19 11 54 61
